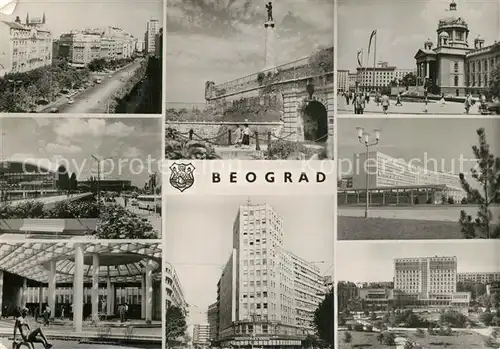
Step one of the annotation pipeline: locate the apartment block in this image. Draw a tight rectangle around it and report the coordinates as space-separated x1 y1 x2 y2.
165 262 187 312
145 19 159 54
193 324 210 347
457 272 500 284
213 203 324 348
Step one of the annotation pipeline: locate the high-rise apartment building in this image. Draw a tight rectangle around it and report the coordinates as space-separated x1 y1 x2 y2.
207 302 219 341
193 324 210 347
165 262 187 312
145 19 159 54
214 203 324 348
0 14 53 76
394 256 470 307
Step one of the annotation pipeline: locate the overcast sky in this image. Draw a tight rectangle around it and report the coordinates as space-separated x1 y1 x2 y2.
337 241 500 283
338 117 500 184
0 117 162 187
165 195 334 328
166 0 334 104
7 0 162 39
337 0 500 71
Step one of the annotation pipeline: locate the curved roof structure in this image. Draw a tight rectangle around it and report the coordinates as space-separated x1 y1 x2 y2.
0 242 162 284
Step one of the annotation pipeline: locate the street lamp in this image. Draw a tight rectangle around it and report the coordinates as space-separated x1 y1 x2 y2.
91 155 113 209
356 127 380 218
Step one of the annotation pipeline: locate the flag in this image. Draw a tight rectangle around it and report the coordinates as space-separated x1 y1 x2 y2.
357 49 363 67
0 0 18 15
368 29 377 56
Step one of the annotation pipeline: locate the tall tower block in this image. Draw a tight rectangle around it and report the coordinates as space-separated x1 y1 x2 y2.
264 1 276 71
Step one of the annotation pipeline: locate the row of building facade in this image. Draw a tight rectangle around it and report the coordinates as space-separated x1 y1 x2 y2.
338 151 467 205
207 203 330 349
339 256 481 311
0 13 161 76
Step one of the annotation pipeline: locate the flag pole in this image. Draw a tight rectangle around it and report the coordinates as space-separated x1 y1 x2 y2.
372 31 377 92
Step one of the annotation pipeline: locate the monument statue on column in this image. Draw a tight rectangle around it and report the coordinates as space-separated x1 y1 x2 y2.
264 1 276 70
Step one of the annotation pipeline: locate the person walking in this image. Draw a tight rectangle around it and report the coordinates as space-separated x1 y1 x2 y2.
241 124 251 147
395 92 403 106
464 93 472 114
381 93 390 114
118 304 125 323
440 93 446 106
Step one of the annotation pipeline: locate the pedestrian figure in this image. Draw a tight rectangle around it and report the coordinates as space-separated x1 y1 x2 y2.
464 93 472 114
241 124 251 147
395 92 402 106
440 93 446 106
233 125 243 147
381 93 390 114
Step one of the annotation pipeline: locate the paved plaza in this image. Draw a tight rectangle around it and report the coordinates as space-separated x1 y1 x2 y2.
0 338 159 349
337 97 484 115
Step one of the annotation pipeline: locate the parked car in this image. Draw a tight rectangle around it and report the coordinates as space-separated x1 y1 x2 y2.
486 101 500 114
49 107 59 113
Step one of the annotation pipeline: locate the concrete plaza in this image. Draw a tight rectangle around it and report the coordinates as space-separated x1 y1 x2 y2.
337 97 483 115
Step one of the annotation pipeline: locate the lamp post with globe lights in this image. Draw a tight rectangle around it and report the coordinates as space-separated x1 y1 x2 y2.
356 127 380 218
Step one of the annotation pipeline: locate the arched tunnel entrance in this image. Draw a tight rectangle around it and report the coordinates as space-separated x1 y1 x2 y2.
302 100 328 142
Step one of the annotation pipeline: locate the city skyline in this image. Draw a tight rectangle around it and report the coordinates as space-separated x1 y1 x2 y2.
0 117 162 187
165 195 334 327
7 0 162 40
166 0 334 103
336 241 500 283
338 0 500 72
337 117 500 182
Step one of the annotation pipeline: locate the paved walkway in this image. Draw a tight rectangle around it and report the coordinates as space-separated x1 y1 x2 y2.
0 338 159 349
337 97 483 115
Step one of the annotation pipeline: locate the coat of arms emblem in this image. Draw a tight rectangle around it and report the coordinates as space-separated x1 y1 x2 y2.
169 163 195 192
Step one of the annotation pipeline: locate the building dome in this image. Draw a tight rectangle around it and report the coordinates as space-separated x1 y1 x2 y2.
425 38 433 45
438 0 467 28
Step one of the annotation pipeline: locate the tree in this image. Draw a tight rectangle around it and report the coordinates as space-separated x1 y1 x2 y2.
69 173 78 192
401 73 417 87
96 203 158 238
56 165 70 191
314 290 334 348
458 128 500 238
439 310 468 328
165 305 187 343
489 64 500 99
480 312 495 326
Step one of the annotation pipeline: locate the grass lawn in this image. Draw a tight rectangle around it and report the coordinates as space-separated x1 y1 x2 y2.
337 330 489 348
408 331 489 348
338 216 463 240
338 331 388 349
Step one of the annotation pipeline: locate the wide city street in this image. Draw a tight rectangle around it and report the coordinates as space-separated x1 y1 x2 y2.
115 197 161 234
40 61 142 114
337 97 483 115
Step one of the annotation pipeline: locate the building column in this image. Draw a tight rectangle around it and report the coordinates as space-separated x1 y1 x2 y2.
106 277 113 316
21 278 27 308
91 254 99 319
0 271 3 317
73 243 84 333
48 260 56 319
426 61 430 79
145 260 153 322
141 274 146 319
38 286 43 312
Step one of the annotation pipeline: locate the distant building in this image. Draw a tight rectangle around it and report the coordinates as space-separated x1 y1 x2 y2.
207 302 219 342
136 39 145 53
145 19 159 55
337 69 349 92
77 179 132 192
154 28 163 58
0 13 53 76
193 324 210 347
348 73 357 91
55 26 136 67
457 272 500 284
394 256 470 308
355 64 417 91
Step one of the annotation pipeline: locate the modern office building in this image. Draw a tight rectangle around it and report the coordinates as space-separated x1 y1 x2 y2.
165 262 187 311
358 288 394 307
154 28 163 58
393 256 470 308
355 62 417 91
457 272 500 284
338 151 467 205
56 26 136 67
193 324 210 347
145 19 159 55
0 160 58 201
78 178 132 192
414 0 500 96
0 14 53 76
212 203 324 348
